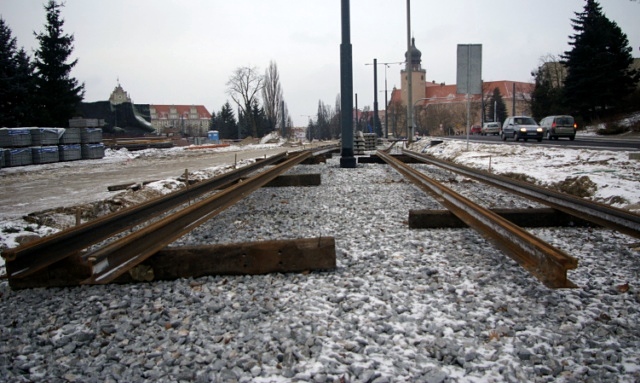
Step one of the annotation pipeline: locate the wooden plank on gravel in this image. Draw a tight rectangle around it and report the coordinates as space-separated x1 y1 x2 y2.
264 174 321 187
8 237 336 289
114 237 336 283
8 254 92 290
409 208 595 229
107 180 159 192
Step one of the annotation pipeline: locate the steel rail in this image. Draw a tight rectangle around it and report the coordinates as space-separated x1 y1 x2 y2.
377 150 578 288
401 149 640 239
4 151 291 279
82 150 313 285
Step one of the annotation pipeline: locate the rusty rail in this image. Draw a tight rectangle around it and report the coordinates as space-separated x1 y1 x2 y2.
82 150 312 284
377 150 578 288
401 149 640 239
4 151 292 279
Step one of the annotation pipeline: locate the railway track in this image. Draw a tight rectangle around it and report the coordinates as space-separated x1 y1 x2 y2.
4 143 634 290
3 147 336 284
401 149 640 240
377 150 579 288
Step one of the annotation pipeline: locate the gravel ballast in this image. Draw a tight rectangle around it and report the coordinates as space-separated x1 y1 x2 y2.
1 153 640 383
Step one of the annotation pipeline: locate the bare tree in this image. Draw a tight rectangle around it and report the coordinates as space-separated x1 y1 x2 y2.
387 98 405 138
226 66 264 137
262 61 283 133
537 54 566 88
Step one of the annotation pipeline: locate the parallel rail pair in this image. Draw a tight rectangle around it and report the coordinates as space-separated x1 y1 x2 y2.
378 150 640 288
4 148 331 284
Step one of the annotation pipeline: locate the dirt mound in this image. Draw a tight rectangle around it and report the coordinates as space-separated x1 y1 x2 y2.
550 175 598 198
239 136 260 146
23 187 167 231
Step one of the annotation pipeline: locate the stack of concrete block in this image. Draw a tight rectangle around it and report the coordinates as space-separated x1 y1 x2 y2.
81 128 102 144
31 146 60 164
354 131 365 155
81 143 105 159
30 128 62 146
58 144 82 161
1 128 33 167
363 133 378 151
0 128 32 147
59 128 81 144
4 147 33 167
0 126 104 167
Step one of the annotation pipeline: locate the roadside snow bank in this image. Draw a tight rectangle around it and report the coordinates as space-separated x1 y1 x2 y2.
414 140 640 211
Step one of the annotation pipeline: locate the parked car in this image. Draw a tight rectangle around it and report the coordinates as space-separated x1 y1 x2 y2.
501 116 543 142
481 122 500 135
470 125 482 135
540 115 577 140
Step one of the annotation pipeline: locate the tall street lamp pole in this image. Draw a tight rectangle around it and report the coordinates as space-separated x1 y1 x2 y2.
406 0 413 143
366 61 404 139
340 0 356 168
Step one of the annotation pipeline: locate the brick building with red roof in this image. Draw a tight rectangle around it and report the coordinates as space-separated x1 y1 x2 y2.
149 104 212 137
387 39 534 137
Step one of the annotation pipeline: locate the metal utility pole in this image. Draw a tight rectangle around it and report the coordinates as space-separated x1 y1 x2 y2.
340 0 356 168
456 43 482 150
367 61 403 138
512 82 516 116
373 59 379 137
280 101 285 138
406 0 413 142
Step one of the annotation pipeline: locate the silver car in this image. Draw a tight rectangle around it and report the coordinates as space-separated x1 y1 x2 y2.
501 116 544 142
481 122 500 135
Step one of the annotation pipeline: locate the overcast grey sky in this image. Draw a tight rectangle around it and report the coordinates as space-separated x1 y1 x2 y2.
1 0 639 126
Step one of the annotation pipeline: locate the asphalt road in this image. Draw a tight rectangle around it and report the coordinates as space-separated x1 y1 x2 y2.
446 132 640 151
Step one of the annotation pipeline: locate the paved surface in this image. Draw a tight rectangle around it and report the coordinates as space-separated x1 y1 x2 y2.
0 146 297 220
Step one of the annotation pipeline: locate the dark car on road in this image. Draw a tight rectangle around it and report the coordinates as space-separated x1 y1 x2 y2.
540 115 577 140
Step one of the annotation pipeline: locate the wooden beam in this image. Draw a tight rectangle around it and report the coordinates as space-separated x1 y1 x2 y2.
300 154 327 164
264 174 321 187
107 180 159 192
114 237 336 283
358 154 422 164
409 208 595 229
8 237 336 289
8 253 92 289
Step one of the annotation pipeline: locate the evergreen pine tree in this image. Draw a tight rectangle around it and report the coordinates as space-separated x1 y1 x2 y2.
12 48 37 126
237 107 251 139
33 0 85 126
530 66 565 121
486 88 508 124
562 0 639 121
0 18 35 127
213 101 237 139
250 100 269 138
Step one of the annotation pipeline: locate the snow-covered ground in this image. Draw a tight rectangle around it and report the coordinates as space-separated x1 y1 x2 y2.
417 139 640 211
1 136 639 382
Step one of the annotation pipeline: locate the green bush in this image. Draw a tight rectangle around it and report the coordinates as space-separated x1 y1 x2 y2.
597 122 628 135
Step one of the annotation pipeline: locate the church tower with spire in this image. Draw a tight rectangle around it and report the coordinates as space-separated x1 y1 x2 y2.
400 38 426 106
109 79 132 105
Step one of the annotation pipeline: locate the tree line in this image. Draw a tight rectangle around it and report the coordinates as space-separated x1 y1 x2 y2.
530 0 639 125
212 62 295 140
1 0 294 140
1 0 84 128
